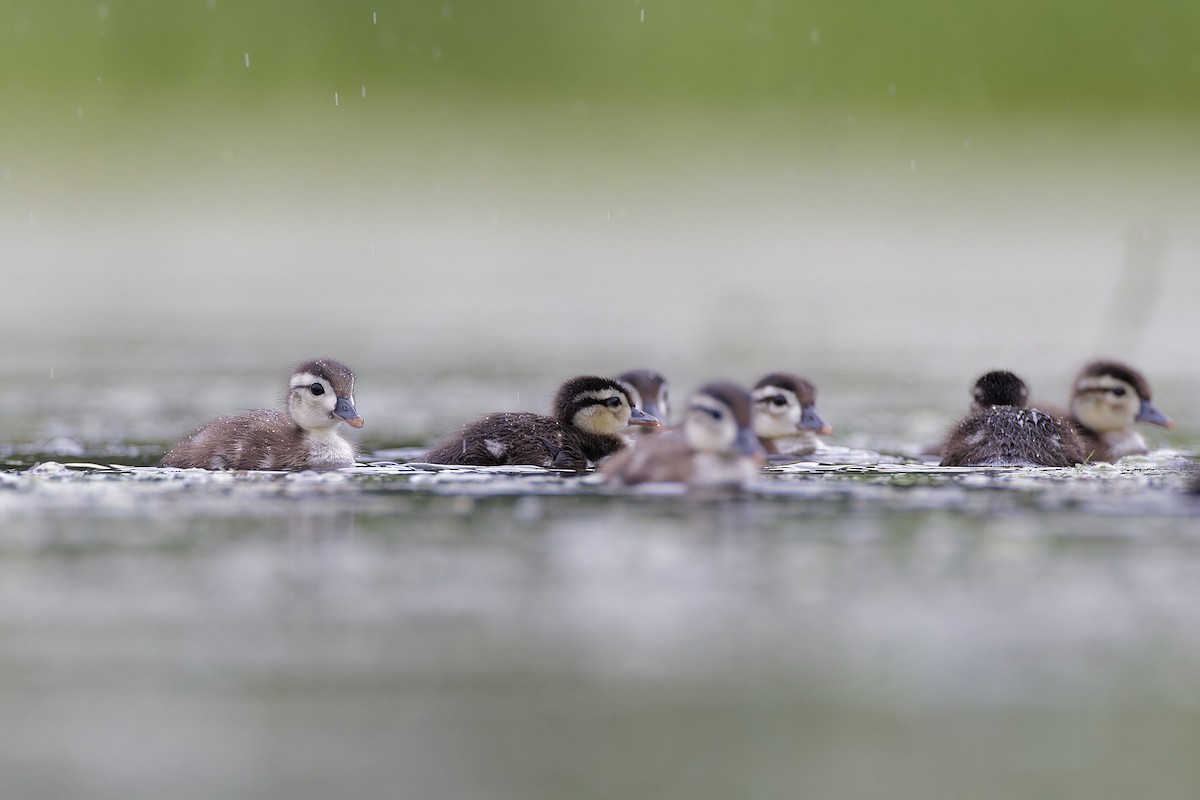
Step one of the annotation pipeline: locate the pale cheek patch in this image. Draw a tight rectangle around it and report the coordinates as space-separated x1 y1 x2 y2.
485 439 507 458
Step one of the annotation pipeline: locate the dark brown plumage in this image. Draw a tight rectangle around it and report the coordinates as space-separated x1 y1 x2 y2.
423 375 657 470
940 371 1085 467
159 358 363 471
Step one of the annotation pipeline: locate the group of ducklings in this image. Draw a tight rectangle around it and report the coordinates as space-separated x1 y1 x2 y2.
158 358 1174 488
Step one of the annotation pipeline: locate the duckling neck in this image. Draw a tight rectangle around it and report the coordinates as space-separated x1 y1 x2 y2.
300 425 356 467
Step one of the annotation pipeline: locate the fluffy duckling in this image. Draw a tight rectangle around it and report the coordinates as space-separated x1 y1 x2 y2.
602 381 764 487
159 358 364 471
940 371 1085 467
423 375 659 470
1069 360 1173 462
616 369 671 435
751 372 832 456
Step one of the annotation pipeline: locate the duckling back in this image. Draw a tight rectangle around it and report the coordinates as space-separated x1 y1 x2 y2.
940 406 1085 467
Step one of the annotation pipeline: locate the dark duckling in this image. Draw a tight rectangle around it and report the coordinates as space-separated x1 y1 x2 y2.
602 381 764 488
616 369 671 433
159 358 364 471
751 372 832 456
423 375 659 470
1068 360 1173 462
940 371 1085 467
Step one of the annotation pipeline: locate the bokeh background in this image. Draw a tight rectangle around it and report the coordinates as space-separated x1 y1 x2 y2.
5 6 1200 800
3 0 1198 449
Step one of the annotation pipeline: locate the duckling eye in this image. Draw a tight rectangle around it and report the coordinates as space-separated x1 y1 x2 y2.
606 396 623 408
309 383 325 396
771 395 788 406
1110 387 1126 397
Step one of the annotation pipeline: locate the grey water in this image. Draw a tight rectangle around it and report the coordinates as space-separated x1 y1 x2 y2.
4 139 1200 799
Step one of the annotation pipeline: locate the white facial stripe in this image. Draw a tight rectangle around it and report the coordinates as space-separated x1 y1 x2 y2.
753 386 799 407
581 389 622 403
291 372 329 390
1077 375 1134 394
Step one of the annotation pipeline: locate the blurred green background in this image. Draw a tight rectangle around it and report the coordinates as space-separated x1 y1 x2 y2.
2 0 1198 441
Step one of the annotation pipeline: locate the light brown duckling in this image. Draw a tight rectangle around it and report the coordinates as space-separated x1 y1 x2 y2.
751 372 832 456
616 369 671 434
1068 360 1173 462
423 375 659 470
940 371 1085 467
602 381 764 488
159 358 364 471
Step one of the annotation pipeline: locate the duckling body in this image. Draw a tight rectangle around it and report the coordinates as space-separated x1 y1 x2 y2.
1068 360 1173 462
940 371 1085 467
603 381 764 488
616 369 671 437
159 358 364 471
423 375 658 470
752 372 831 457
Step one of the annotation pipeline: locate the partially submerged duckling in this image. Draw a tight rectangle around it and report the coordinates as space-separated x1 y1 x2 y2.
1069 360 1173 462
752 372 832 456
423 375 659 470
616 369 671 434
602 381 764 488
940 371 1085 467
159 358 364 471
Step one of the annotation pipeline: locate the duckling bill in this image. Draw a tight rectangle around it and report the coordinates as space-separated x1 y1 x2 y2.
159 358 364 471
616 369 671 434
423 375 658 470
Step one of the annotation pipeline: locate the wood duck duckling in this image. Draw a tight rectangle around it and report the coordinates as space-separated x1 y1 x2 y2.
616 369 671 437
751 372 832 457
159 358 364 471
602 381 765 488
1068 360 1174 462
423 375 659 470
940 371 1085 467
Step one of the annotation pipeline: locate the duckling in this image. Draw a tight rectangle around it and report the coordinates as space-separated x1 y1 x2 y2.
751 372 832 456
940 371 1085 467
602 381 765 487
159 358 364 471
1068 360 1174 462
423 375 659 470
616 369 671 435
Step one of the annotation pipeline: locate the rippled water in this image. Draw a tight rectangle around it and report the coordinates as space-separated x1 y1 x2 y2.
3 444 1200 799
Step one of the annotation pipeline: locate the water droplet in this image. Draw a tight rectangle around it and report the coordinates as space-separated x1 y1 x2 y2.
640 9 645 21
76 107 84 120
372 11 377 24
361 85 366 98
888 83 896 97
809 28 820 44
909 158 918 173
334 92 340 106
97 3 110 21
244 52 250 68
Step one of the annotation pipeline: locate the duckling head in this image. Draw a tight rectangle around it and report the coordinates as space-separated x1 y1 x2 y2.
751 372 832 440
1071 360 1173 434
616 369 671 424
286 358 364 432
972 370 1028 409
685 381 764 459
555 375 658 436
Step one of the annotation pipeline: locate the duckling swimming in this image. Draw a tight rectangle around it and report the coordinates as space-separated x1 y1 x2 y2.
616 369 671 436
940 371 1085 467
602 381 764 487
1068 360 1173 462
751 372 832 456
423 375 658 470
159 358 364 471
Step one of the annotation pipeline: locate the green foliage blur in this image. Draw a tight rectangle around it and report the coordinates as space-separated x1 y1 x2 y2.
4 0 1199 123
